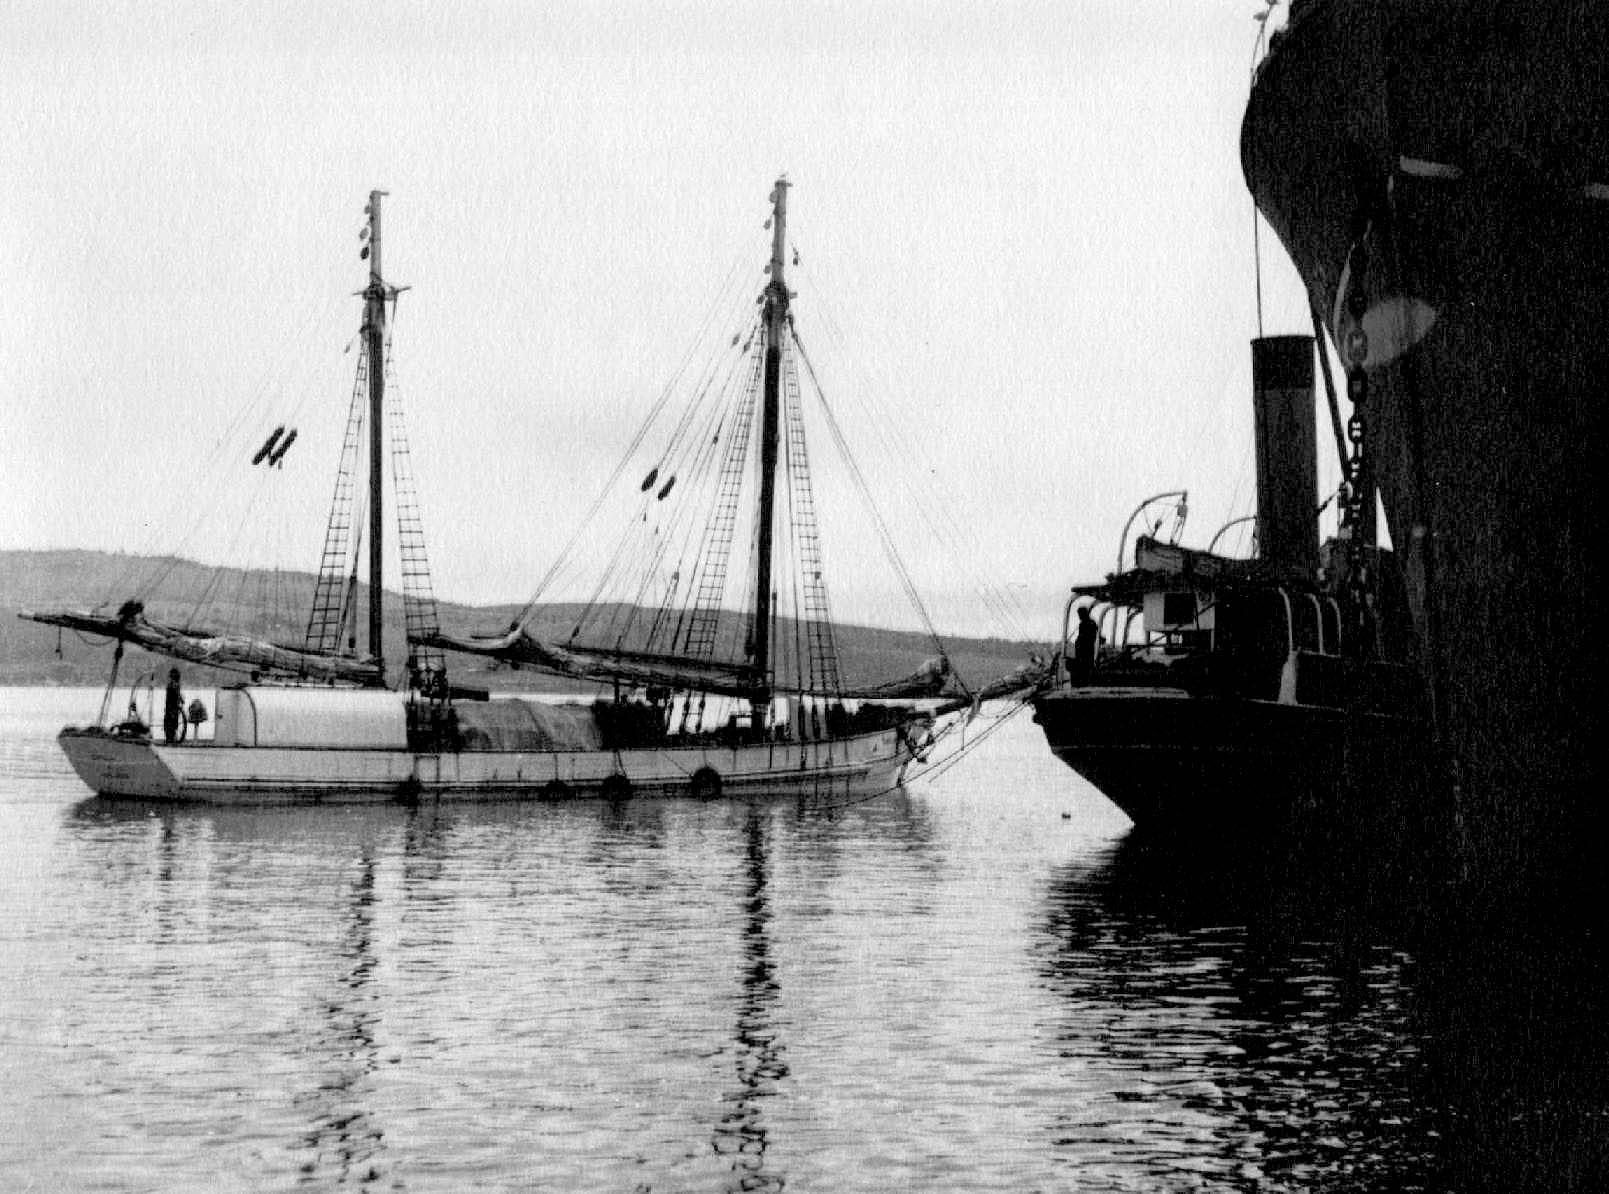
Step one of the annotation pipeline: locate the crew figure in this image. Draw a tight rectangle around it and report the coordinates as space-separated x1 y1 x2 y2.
1071 604 1100 683
163 668 185 744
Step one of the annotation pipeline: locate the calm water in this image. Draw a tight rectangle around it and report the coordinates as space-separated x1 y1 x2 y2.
1 687 1603 1192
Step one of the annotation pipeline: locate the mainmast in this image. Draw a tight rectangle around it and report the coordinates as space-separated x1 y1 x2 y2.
751 177 790 713
362 190 389 676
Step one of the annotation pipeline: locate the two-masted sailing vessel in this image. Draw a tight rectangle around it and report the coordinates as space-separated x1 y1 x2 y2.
25 182 995 803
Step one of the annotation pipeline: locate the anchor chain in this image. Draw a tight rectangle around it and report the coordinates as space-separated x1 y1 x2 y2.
1339 231 1376 647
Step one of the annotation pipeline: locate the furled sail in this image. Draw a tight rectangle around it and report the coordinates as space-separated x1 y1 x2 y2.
971 657 1054 700
21 605 383 686
417 627 763 698
841 655 952 699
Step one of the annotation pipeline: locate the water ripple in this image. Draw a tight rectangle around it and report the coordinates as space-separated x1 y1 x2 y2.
3 689 1606 1191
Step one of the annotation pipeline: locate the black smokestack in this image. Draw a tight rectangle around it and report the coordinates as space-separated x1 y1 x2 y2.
1251 335 1318 575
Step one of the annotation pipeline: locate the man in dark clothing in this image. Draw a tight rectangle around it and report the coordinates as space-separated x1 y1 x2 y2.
1070 604 1100 682
163 668 184 744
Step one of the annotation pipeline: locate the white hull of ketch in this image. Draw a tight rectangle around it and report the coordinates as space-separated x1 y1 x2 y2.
58 725 914 804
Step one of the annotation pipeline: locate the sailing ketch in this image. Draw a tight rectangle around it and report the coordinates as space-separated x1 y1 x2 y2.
25 182 1009 803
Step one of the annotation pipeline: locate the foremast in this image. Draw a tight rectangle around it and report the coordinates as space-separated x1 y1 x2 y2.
362 190 390 679
750 177 790 717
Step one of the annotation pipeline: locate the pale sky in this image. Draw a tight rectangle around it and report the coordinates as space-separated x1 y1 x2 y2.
1 0 1320 643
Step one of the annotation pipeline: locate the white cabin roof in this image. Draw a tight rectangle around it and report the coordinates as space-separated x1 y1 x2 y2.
218 686 408 748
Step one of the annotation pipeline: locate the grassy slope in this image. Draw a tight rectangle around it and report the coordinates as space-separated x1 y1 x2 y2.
1 550 1045 691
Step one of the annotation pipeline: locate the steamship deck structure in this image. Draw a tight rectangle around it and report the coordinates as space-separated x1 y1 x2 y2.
1242 2 1608 888
1032 336 1426 836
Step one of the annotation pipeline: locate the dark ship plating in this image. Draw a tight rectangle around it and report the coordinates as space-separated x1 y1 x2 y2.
1242 0 1608 898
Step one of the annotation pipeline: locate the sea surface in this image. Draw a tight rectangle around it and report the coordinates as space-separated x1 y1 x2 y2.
1 687 1603 1192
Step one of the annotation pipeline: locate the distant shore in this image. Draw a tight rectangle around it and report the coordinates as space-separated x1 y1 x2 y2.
3 548 1044 691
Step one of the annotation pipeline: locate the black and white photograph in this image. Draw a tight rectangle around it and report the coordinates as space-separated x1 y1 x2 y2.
3 2 1605 1189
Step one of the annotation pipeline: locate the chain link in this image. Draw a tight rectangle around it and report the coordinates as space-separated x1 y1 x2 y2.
1339 232 1376 644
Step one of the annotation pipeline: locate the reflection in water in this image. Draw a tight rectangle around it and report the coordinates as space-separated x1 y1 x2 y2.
1411 910 1609 1192
712 810 788 1193
64 798 401 1187
295 850 385 1187
1038 832 1609 1192
31 703 1603 1193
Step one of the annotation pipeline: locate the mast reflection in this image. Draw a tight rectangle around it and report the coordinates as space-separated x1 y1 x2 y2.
294 850 386 1186
711 808 788 1192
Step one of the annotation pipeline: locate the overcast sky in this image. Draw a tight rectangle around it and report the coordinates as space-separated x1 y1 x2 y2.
2 1 1319 643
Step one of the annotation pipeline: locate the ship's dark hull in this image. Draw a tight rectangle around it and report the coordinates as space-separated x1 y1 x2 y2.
1242 1 1609 901
1032 687 1425 847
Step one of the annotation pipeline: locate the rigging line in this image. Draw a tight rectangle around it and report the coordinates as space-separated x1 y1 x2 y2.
125 289 354 612
637 372 741 655
591 340 742 649
792 340 915 614
663 388 740 657
517 379 679 622
575 493 657 635
587 389 720 645
780 402 808 697
792 332 969 690
652 299 759 479
808 698 1034 815
1248 2 1277 340
657 369 744 627
743 430 767 679
789 335 1037 645
651 307 761 479
782 339 841 696
516 252 754 623
647 445 721 652
789 269 1035 641
118 282 349 598
167 461 284 628
601 518 664 648
598 267 759 630
240 280 350 450
805 355 963 691
669 344 767 660
628 326 755 626
1222 436 1256 544
902 698 1034 789
788 529 809 697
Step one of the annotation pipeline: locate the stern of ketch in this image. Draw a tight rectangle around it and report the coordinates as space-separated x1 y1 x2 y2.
58 728 182 799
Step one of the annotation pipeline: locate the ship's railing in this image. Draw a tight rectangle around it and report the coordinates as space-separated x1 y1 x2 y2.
1053 579 1357 689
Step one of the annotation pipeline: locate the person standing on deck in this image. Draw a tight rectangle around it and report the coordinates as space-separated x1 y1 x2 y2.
1070 604 1100 683
163 668 185 744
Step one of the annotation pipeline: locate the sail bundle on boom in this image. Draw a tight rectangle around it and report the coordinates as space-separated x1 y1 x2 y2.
21 605 383 685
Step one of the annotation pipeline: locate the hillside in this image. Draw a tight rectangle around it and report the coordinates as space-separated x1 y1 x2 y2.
1 550 1046 692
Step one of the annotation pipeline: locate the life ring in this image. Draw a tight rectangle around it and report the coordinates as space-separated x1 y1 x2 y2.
540 779 573 800
689 766 723 799
599 773 633 801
